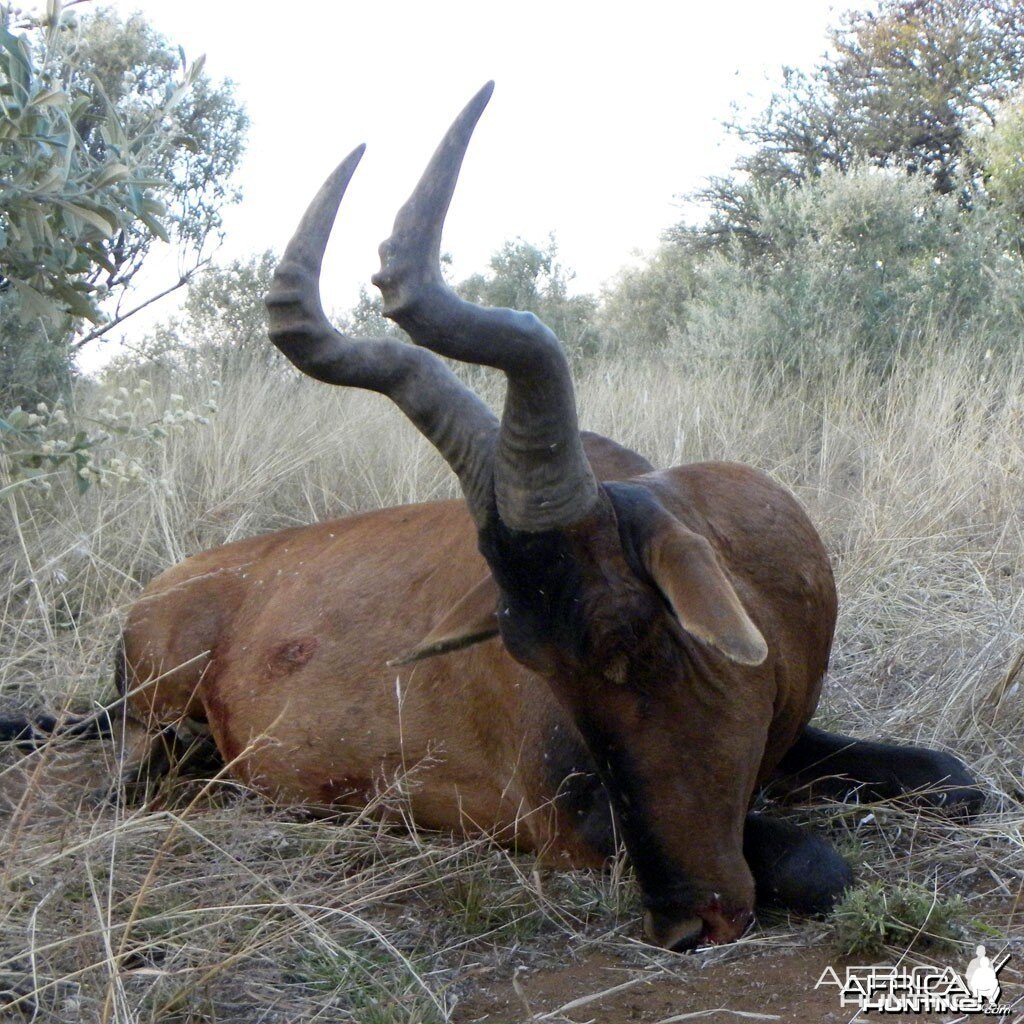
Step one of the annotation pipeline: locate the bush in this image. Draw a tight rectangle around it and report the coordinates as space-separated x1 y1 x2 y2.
832 880 966 956
599 242 698 354
0 295 74 410
674 168 1024 372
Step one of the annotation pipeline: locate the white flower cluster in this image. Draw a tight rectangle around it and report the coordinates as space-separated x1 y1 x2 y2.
2 378 217 499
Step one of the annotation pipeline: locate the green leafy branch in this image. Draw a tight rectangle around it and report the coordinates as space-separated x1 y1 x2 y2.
0 380 218 500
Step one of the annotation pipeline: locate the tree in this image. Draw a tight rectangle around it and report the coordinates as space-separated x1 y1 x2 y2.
457 237 601 360
0 4 174 329
0 1 242 493
736 0 1024 194
678 167 1024 374
65 7 248 342
0 2 247 405
180 250 275 362
599 242 698 352
693 0 1024 258
600 0 1024 376
972 88 1024 237
0 297 71 408
343 284 404 340
113 250 278 379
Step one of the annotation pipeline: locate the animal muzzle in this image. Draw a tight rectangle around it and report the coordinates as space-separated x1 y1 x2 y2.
643 899 754 951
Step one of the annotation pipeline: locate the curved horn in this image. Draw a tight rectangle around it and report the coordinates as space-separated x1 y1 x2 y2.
373 83 599 533
266 146 498 523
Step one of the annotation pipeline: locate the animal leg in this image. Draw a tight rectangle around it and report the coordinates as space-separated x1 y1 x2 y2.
771 725 984 816
0 706 119 750
114 724 222 804
743 812 853 914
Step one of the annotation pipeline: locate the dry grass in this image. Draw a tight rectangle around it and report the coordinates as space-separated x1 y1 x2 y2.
1 344 1022 1021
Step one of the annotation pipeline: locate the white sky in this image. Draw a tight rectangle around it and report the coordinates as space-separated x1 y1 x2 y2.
86 0 841 361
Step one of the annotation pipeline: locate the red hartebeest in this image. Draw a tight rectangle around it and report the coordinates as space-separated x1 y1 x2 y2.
2 85 982 951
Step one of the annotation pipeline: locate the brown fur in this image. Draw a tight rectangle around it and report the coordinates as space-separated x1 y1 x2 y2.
121 448 835 886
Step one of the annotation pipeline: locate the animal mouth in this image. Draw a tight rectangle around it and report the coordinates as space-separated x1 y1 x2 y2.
643 904 755 951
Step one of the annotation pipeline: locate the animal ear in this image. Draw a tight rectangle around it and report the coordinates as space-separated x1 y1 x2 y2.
641 518 768 667
389 574 500 666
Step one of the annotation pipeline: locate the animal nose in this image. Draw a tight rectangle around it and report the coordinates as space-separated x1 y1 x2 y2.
643 904 755 951
697 901 755 945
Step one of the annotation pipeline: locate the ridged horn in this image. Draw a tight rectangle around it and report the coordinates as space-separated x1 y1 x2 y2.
265 145 498 524
373 83 599 532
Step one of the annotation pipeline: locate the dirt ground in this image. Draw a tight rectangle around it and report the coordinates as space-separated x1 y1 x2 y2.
456 918 1023 1024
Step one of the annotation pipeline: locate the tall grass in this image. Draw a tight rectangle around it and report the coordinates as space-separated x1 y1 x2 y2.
1 333 1022 1020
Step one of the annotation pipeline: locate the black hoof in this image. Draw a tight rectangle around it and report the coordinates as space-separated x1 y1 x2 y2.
744 813 853 915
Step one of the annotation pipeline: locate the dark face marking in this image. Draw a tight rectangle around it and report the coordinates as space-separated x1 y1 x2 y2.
571 704 715 918
477 515 588 673
543 719 616 860
480 484 762 946
604 480 678 583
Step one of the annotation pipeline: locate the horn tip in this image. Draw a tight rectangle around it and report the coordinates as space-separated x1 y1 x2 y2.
339 143 367 173
321 143 368 210
467 80 495 118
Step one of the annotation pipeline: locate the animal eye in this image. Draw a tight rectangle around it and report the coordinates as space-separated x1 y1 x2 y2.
602 655 630 685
